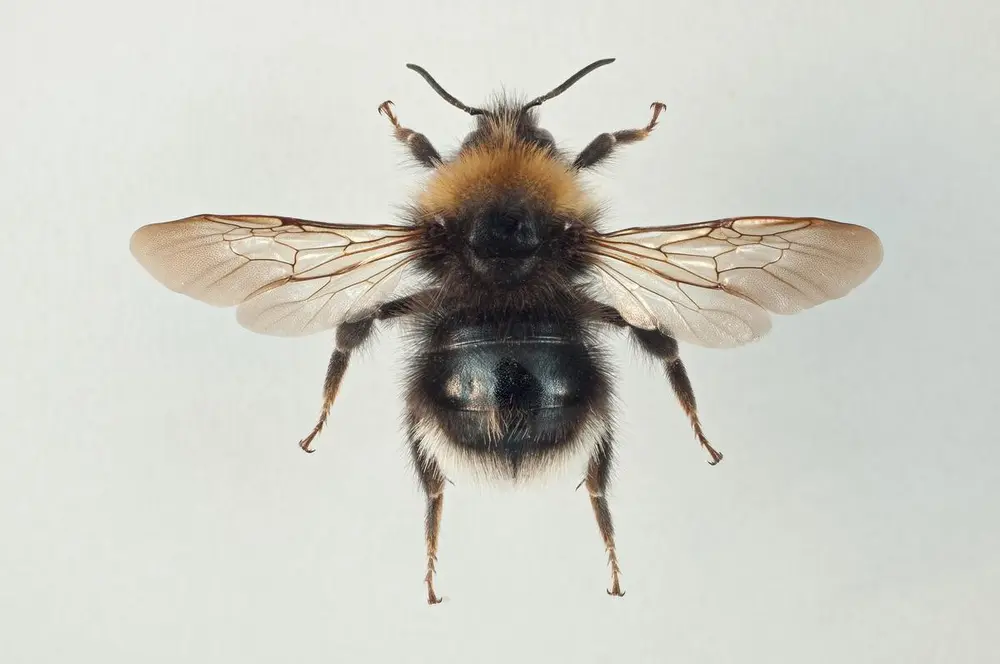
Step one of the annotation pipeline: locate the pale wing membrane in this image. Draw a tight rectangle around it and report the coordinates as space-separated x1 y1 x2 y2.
587 217 883 347
130 214 425 336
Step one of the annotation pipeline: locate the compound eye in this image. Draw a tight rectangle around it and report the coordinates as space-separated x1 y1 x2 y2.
533 128 555 149
460 128 486 150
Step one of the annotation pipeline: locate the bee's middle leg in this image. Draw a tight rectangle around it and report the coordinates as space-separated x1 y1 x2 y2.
631 326 723 465
298 296 419 452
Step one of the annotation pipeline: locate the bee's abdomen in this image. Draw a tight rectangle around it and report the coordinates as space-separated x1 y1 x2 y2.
422 330 597 413
409 319 611 479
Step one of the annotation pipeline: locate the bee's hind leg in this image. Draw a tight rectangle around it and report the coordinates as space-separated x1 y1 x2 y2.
407 417 446 605
583 433 626 597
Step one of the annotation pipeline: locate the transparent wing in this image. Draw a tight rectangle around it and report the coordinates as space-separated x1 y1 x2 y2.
585 216 883 347
130 214 426 336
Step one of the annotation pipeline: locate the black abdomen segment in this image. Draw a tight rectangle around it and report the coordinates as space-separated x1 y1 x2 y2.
423 338 596 412
414 321 609 472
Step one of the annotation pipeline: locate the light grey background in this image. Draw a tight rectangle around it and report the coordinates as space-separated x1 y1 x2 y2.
2 1 997 662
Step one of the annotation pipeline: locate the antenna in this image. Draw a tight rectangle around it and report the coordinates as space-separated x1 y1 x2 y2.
405 63 486 116
522 58 616 111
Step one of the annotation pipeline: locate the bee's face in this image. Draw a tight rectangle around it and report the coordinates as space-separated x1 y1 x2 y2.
446 194 564 287
461 204 560 286
418 129 594 290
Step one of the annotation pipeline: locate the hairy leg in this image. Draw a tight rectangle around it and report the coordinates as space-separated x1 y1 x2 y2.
584 435 625 597
631 326 724 465
378 100 443 168
298 295 420 452
408 421 447 605
572 102 667 170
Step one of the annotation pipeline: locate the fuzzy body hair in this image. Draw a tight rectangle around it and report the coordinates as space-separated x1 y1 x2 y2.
398 295 617 485
393 98 620 484
417 98 599 221
407 99 605 313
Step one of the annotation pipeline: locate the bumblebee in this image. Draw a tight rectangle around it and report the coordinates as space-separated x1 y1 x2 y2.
130 58 883 604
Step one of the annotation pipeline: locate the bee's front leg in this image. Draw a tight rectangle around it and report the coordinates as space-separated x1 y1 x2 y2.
572 101 667 170
378 100 443 168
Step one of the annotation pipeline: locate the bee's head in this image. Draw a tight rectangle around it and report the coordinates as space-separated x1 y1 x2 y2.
454 195 553 287
405 59 612 289
416 144 596 289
